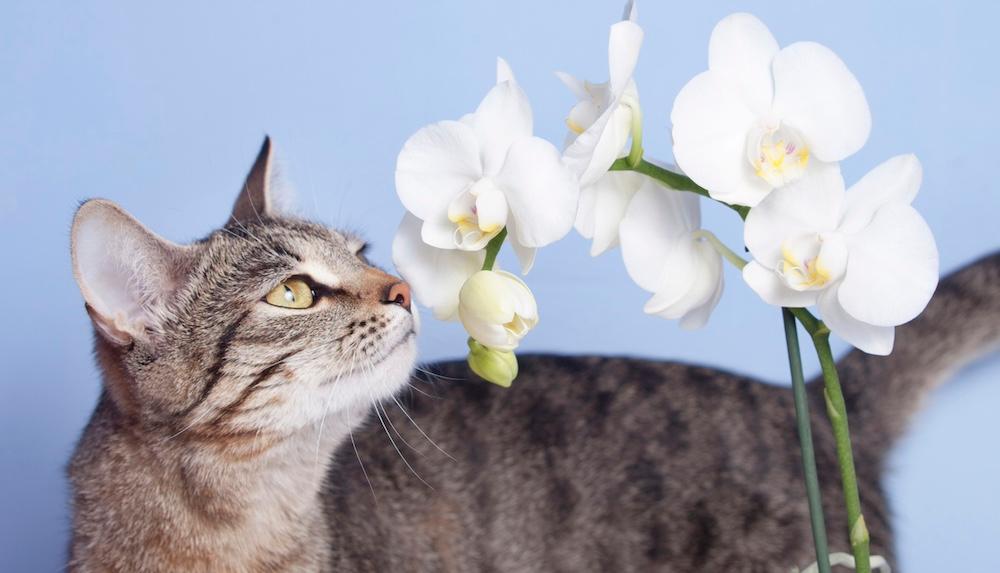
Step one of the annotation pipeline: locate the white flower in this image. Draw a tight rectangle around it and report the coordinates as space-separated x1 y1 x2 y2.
618 177 724 329
396 58 579 273
557 0 643 187
574 170 645 256
671 12 871 207
742 155 939 355
458 270 538 351
392 214 483 321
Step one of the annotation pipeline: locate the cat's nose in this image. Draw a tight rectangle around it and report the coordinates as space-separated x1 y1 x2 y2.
384 281 412 312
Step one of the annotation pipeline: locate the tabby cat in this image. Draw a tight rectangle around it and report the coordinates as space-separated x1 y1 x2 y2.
67 139 1000 572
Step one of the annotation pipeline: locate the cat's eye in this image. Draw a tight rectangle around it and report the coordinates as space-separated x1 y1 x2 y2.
265 278 315 309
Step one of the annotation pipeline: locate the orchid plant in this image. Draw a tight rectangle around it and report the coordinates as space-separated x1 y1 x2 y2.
391 4 937 572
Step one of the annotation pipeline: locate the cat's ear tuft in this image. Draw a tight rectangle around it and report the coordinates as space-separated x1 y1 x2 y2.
71 199 191 346
229 136 277 227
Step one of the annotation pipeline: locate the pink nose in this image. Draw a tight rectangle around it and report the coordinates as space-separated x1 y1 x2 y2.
384 281 412 312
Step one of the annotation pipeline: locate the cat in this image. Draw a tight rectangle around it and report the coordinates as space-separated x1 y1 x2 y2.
67 138 1000 572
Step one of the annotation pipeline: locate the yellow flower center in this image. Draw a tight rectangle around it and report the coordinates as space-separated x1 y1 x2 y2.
777 233 848 292
447 178 507 250
746 120 810 188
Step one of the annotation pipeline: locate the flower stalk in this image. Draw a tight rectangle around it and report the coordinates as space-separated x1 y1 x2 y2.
788 307 871 573
782 308 832 573
812 329 871 573
626 104 644 168
482 228 508 271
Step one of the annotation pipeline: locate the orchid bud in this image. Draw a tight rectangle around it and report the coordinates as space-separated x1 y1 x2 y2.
458 270 538 351
467 339 518 388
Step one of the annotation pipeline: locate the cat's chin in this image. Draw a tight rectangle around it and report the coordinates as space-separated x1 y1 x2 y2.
302 332 418 425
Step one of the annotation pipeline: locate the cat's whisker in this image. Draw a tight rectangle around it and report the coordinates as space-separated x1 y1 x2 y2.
405 378 440 400
377 400 421 456
346 404 377 505
366 367 433 490
165 404 216 441
314 368 348 465
413 364 466 382
389 394 455 462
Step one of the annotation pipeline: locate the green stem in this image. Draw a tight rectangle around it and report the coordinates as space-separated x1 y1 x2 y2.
481 228 507 271
782 309 831 573
692 230 747 270
811 331 871 573
626 104 644 167
787 307 871 572
609 158 750 220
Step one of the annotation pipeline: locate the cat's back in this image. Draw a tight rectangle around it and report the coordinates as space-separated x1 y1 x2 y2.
324 355 878 572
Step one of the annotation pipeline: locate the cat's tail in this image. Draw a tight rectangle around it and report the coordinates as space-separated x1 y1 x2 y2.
830 251 1000 454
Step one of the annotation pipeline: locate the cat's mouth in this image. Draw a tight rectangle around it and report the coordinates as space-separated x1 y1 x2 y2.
380 328 417 361
322 328 416 385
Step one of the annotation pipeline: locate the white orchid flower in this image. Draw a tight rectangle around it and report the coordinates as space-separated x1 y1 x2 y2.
557 0 643 187
618 177 724 329
742 155 939 355
396 58 579 273
574 170 645 256
459 270 539 351
671 12 871 207
392 214 483 321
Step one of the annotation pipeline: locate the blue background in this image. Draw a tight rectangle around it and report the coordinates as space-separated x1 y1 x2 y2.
2 1 997 570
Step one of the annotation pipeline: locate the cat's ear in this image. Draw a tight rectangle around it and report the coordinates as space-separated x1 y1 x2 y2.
228 136 278 227
71 200 191 346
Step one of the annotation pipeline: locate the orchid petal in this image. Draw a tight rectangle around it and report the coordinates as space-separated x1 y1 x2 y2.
771 41 871 162
742 261 820 308
840 154 922 234
819 286 895 355
496 57 516 84
644 239 723 324
555 71 590 101
609 20 643 96
619 179 699 292
679 262 725 330
563 94 634 186
420 217 459 250
396 120 482 223
574 182 598 241
509 235 537 275
838 203 939 326
497 137 580 248
708 12 779 116
471 81 534 175
392 215 484 321
670 71 769 206
743 162 845 266
577 171 644 256
473 184 509 233
503 207 538 275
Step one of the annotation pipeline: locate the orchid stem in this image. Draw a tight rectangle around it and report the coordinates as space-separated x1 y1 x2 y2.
609 157 750 219
788 307 872 573
626 105 644 168
481 228 507 271
782 308 832 573
692 230 747 270
811 330 871 573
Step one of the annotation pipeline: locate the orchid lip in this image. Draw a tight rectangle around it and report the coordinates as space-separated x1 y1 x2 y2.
745 119 810 188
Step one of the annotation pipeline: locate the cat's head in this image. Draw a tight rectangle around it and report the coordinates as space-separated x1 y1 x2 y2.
70 138 418 437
